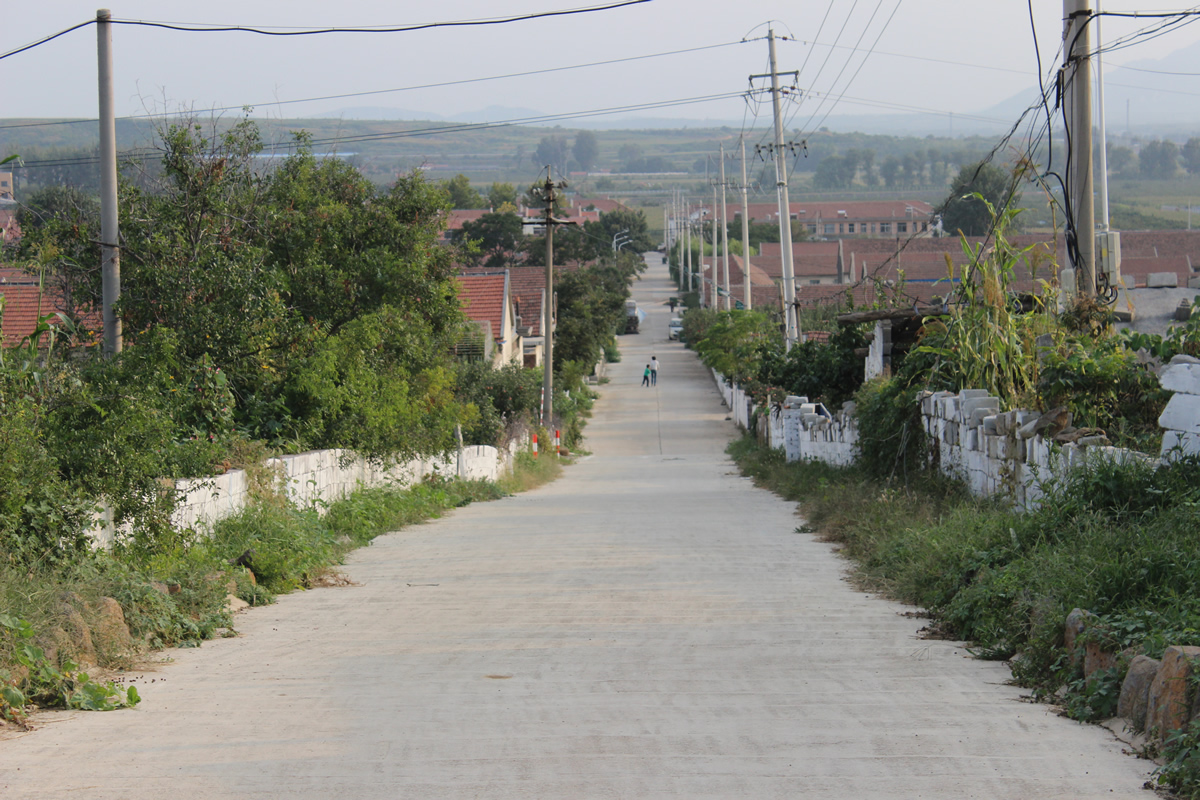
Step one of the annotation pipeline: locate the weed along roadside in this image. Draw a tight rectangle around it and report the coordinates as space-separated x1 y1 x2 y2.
0 445 568 732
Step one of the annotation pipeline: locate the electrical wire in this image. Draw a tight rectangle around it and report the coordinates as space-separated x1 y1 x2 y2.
13 90 765 171
110 2 653 36
796 0 903 138
0 1 652 63
0 39 753 132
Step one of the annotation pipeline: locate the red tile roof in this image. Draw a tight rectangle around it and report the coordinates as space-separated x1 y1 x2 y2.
0 268 100 347
456 272 507 339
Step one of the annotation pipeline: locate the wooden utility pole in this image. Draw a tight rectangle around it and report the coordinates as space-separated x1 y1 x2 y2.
539 169 570 424
97 8 121 356
1063 0 1096 297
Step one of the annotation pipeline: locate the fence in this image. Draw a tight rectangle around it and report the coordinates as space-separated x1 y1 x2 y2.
89 440 522 549
718 353 1200 508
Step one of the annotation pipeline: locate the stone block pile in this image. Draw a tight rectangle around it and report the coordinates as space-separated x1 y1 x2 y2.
784 396 855 467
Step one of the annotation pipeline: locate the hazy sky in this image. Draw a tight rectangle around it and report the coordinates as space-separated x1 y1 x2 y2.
4 1 1200 131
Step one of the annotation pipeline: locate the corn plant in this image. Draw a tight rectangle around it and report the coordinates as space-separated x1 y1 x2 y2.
915 197 1054 404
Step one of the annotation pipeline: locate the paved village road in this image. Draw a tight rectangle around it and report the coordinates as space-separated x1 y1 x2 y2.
1 255 1153 798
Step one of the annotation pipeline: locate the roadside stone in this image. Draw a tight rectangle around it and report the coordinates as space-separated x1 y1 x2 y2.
60 593 96 666
89 596 133 658
226 594 250 613
1146 645 1200 740
1064 608 1094 664
1117 655 1159 727
1084 639 1119 680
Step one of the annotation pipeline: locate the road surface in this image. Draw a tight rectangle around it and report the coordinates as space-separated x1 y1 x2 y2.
0 254 1153 798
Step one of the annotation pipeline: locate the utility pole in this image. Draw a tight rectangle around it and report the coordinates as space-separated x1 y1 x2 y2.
740 136 752 310
719 144 731 311
711 186 719 308
1063 0 1096 297
1095 0 1110 231
752 28 800 347
537 168 571 425
684 200 693 294
97 8 121 357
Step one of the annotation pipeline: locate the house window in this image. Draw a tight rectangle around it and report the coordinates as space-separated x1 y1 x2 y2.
809 279 821 285
921 222 928 232
823 223 836 234
897 222 908 233
880 222 892 234
807 224 817 233
847 223 855 233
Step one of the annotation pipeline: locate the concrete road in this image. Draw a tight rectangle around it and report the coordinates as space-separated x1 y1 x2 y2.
1 255 1153 798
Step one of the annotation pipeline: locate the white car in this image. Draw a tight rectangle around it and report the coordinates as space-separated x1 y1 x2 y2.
667 317 684 340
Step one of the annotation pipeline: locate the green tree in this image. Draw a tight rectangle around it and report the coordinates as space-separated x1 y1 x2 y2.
533 135 571 177
691 310 778 386
1108 145 1137 176
1139 140 1179 179
486 182 519 211
935 161 1020 237
454 211 524 268
441 174 485 209
1181 138 1200 174
813 155 856 189
573 131 600 173
553 262 629 368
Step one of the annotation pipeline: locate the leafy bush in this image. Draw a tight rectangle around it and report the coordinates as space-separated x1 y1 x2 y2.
1037 335 1168 449
0 398 94 567
454 361 541 446
757 324 866 409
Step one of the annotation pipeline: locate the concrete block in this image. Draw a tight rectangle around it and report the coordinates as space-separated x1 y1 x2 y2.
982 415 999 435
1159 393 1200 434
960 389 991 400
1147 272 1180 288
962 397 1000 422
1118 655 1161 726
1190 274 1200 289
1147 646 1200 740
968 408 991 429
1160 430 1200 460
1160 362 1200 395
967 428 979 452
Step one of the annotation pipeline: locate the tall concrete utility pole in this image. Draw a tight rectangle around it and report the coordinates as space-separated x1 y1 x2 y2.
756 28 799 347
684 200 693 293
1094 0 1110 231
97 8 121 356
740 137 752 310
719 144 731 311
711 186 719 308
1063 0 1096 297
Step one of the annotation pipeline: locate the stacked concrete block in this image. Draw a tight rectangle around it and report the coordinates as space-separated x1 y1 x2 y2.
1158 355 1200 460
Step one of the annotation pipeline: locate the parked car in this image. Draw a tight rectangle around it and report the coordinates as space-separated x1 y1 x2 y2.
668 317 684 340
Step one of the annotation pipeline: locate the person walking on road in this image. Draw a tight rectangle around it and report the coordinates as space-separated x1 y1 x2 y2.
650 356 659 386
642 364 651 387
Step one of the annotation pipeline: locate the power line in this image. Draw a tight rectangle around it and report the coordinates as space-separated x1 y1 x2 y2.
0 39 752 133
0 1 653 63
13 91 763 170
797 0 904 138
109 1 652 35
